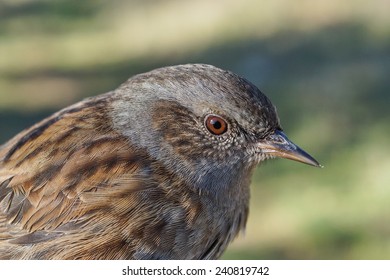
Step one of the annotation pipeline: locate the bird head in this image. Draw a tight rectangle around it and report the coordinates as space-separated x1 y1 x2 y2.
111 64 320 195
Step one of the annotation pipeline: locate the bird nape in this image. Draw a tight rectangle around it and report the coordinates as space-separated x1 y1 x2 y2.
0 64 320 259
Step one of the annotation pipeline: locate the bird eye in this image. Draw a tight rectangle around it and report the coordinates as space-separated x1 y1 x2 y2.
205 115 228 135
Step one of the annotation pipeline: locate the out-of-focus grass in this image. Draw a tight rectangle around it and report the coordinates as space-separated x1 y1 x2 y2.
0 0 389 259
224 126 390 259
1 0 389 110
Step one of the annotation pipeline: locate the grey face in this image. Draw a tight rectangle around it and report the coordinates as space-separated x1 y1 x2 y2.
110 64 319 194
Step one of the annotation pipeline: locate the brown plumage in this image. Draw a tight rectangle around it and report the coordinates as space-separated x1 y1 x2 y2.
0 64 320 259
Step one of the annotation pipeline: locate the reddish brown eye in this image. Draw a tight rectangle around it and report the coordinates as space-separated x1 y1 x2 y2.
205 115 228 135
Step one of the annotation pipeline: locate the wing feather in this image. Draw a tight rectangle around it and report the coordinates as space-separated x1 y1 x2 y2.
0 97 153 244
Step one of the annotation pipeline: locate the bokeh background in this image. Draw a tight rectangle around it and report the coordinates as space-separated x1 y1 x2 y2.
0 0 389 259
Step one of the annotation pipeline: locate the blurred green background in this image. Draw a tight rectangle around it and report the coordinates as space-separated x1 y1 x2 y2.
0 0 389 259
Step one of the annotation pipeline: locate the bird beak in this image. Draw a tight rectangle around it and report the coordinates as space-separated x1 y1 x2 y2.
257 130 321 167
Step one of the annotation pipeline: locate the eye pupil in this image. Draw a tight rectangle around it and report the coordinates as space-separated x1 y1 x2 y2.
211 119 222 129
205 115 228 135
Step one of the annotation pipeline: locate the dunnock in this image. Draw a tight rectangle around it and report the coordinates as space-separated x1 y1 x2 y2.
0 64 320 259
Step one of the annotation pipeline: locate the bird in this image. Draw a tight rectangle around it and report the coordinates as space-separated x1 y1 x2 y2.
0 64 320 259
